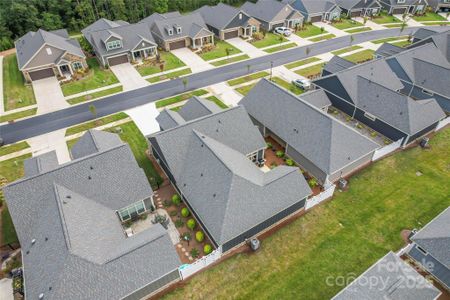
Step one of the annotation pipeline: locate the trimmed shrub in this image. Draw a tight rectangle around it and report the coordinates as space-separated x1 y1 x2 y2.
204 244 212 255
285 158 294 166
181 207 190 217
266 142 273 149
175 219 184 228
187 218 196 230
172 194 181 206
190 248 199 258
276 150 284 158
169 210 178 217
196 231 204 242
163 199 172 207
308 178 318 188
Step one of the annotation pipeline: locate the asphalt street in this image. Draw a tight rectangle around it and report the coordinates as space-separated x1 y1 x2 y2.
0 26 446 144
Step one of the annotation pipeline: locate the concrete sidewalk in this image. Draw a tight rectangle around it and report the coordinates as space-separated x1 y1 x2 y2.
208 82 242 107
125 102 160 136
0 278 13 300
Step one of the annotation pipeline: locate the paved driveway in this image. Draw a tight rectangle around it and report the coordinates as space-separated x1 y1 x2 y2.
0 278 13 300
226 37 265 58
171 48 213 72
313 22 349 37
110 63 148 91
32 77 69 114
125 102 160 136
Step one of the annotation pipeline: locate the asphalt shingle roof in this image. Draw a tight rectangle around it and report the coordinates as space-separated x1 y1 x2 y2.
374 43 405 58
323 55 356 74
286 0 337 14
24 151 59 177
299 89 332 109
196 3 251 30
71 129 123 160
242 0 303 22
413 28 438 40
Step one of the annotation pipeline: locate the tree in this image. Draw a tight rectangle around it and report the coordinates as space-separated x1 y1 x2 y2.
305 47 311 56
247 64 251 74
89 104 97 119
400 21 407 33
41 12 63 30
225 47 233 58
278 34 284 44
182 78 188 90
151 0 169 14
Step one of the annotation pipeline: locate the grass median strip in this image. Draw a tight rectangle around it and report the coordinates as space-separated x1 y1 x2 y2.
155 89 208 108
227 71 269 86
206 96 228 109
346 27 371 34
64 112 129 136
264 43 297 53
331 45 362 56
0 141 30 157
67 86 123 105
0 108 37 123
384 23 404 28
309 34 335 42
295 63 325 78
210 54 250 67
285 57 321 70
147 68 192 83
270 77 303 95
342 49 375 63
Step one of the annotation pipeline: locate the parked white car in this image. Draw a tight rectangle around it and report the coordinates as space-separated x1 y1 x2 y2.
292 79 311 90
274 27 292 36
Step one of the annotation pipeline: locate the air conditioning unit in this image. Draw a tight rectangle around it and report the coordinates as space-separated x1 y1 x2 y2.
419 137 429 148
247 237 260 251
338 178 347 189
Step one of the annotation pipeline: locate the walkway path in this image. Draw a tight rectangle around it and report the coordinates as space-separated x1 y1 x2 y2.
207 82 242 107
0 278 13 300
110 63 148 91
171 48 213 72
313 22 348 37
32 77 69 114
125 102 160 136
353 18 387 30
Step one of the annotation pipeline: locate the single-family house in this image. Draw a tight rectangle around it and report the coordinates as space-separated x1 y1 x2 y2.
378 0 427 15
14 29 87 82
335 0 382 17
3 130 181 300
284 0 342 22
411 28 438 43
373 42 405 59
407 206 450 291
195 3 261 40
332 251 442 299
408 29 450 63
82 18 158 67
322 55 356 76
141 12 214 51
427 0 450 12
313 59 446 145
241 0 304 31
149 104 312 253
240 79 379 185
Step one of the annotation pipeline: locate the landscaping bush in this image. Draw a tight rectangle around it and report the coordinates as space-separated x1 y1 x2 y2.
276 150 284 158
308 178 318 188
204 244 212 255
139 214 147 220
181 232 191 243
172 194 181 206
181 207 190 217
285 158 294 166
175 219 184 228
196 231 205 242
187 218 196 230
190 248 199 259
169 210 178 217
266 142 273 149
252 32 264 40
163 199 172 207
270 162 277 169
370 131 378 137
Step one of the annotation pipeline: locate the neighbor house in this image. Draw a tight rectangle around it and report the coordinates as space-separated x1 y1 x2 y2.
82 18 158 67
241 0 304 31
407 206 450 291
427 0 450 12
3 130 181 300
285 0 342 22
322 55 356 76
313 58 446 146
378 0 427 14
335 0 382 17
373 42 405 59
15 28 87 82
411 28 438 43
408 29 450 63
332 251 442 299
196 3 261 40
149 103 312 253
141 12 214 51
240 79 379 185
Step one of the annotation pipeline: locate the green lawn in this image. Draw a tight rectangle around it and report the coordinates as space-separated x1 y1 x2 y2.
371 36 409 44
65 112 129 136
413 12 446 21
67 86 123 105
424 21 450 25
295 63 326 78
346 27 371 33
155 89 208 108
163 127 450 300
264 43 297 53
0 108 37 123
285 57 321 70
296 24 326 38
251 33 287 48
61 58 119 96
199 40 241 61
0 141 30 157
332 19 363 30
2 54 36 111
331 45 362 56
206 96 228 109
210 54 250 67
270 77 303 95
147 68 192 83
235 83 256 96
227 71 270 86
384 23 405 28
137 51 186 76
372 11 402 24
342 49 375 63
391 40 412 48
309 34 336 42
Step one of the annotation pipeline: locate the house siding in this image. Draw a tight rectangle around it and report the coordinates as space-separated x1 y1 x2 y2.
408 121 440 143
285 145 328 183
24 45 65 69
328 152 373 182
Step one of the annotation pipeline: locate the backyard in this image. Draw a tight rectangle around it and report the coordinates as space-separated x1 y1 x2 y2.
251 33 287 48
198 40 241 61
296 24 326 38
137 51 186 76
2 54 36 111
163 127 450 300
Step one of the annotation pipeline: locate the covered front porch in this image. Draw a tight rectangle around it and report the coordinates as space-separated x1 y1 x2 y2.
131 46 157 63
57 60 85 81
191 35 214 49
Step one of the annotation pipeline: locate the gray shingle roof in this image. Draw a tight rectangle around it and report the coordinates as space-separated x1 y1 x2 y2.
242 0 303 22
15 29 85 69
3 131 180 300
382 0 422 5
70 129 123 160
156 109 186 131
412 206 450 268
374 43 405 58
323 55 356 74
24 151 59 177
240 79 379 174
196 3 251 30
286 0 338 14
413 28 438 40
332 251 441 300
335 0 380 10
299 89 332 109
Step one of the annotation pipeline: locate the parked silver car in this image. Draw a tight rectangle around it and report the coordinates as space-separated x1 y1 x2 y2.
274 26 292 36
292 78 311 90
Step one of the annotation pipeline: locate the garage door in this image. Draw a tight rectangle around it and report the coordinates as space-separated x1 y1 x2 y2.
168 39 186 50
108 54 129 66
224 30 239 39
350 10 361 17
310 15 322 22
392 7 407 14
29 68 54 81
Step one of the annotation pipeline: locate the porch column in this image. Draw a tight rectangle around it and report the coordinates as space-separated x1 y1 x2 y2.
68 63 74 75
57 66 63 76
192 38 196 48
211 35 214 45
131 51 135 61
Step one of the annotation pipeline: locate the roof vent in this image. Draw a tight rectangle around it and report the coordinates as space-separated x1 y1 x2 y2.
200 173 203 177
348 156 351 160
216 129 219 132
213 193 216 197
183 183 186 187
39 293 44 299
218 120 221 124
31 239 36 245
90 166 94 170
45 237 48 241
88 175 92 180
49 287 52 291
26 250 30 255
66 195 71 199
399 112 403 115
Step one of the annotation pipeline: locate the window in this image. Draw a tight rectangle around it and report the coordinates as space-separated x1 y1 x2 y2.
239 13 243 20
248 152 257 163
119 208 130 221
397 0 405 3
72 61 83 70
364 112 377 121
176 26 182 34
46 47 52 55
106 40 122 51
136 202 145 214
168 28 173 36
422 89 433 96
117 201 147 222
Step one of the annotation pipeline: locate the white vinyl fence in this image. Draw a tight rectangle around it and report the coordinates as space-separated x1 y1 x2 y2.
305 184 336 210
178 247 222 280
371 138 403 162
435 117 450 132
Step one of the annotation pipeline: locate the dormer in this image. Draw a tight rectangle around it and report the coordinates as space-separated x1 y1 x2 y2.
104 32 123 51
166 25 174 36
174 24 182 34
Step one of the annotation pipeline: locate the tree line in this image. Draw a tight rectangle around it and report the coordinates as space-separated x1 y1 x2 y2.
0 0 248 51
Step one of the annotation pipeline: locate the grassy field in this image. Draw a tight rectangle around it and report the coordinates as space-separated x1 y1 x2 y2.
0 141 30 157
332 19 362 30
206 96 228 109
210 54 250 67
295 63 325 78
296 24 326 38
270 77 303 95
199 40 241 61
65 112 129 136
332 45 362 56
2 54 36 111
67 86 123 105
346 27 371 33
309 34 336 42
413 12 446 21
227 71 269 86
147 68 192 83
163 127 450 300
0 108 37 123
235 83 256 96
251 33 287 48
155 89 208 108
342 49 375 63
285 57 321 70
264 43 297 53
372 11 402 24
61 58 119 96
137 51 186 76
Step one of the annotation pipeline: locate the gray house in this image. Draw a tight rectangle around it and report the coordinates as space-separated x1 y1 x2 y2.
378 0 427 14
322 55 356 76
196 3 261 40
141 12 214 51
82 18 158 67
408 29 450 63
15 29 87 82
149 105 312 252
407 206 450 291
373 42 405 59
240 79 379 185
332 251 442 300
427 0 450 12
3 130 181 300
335 0 382 17
285 0 342 22
242 0 304 31
411 28 438 43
